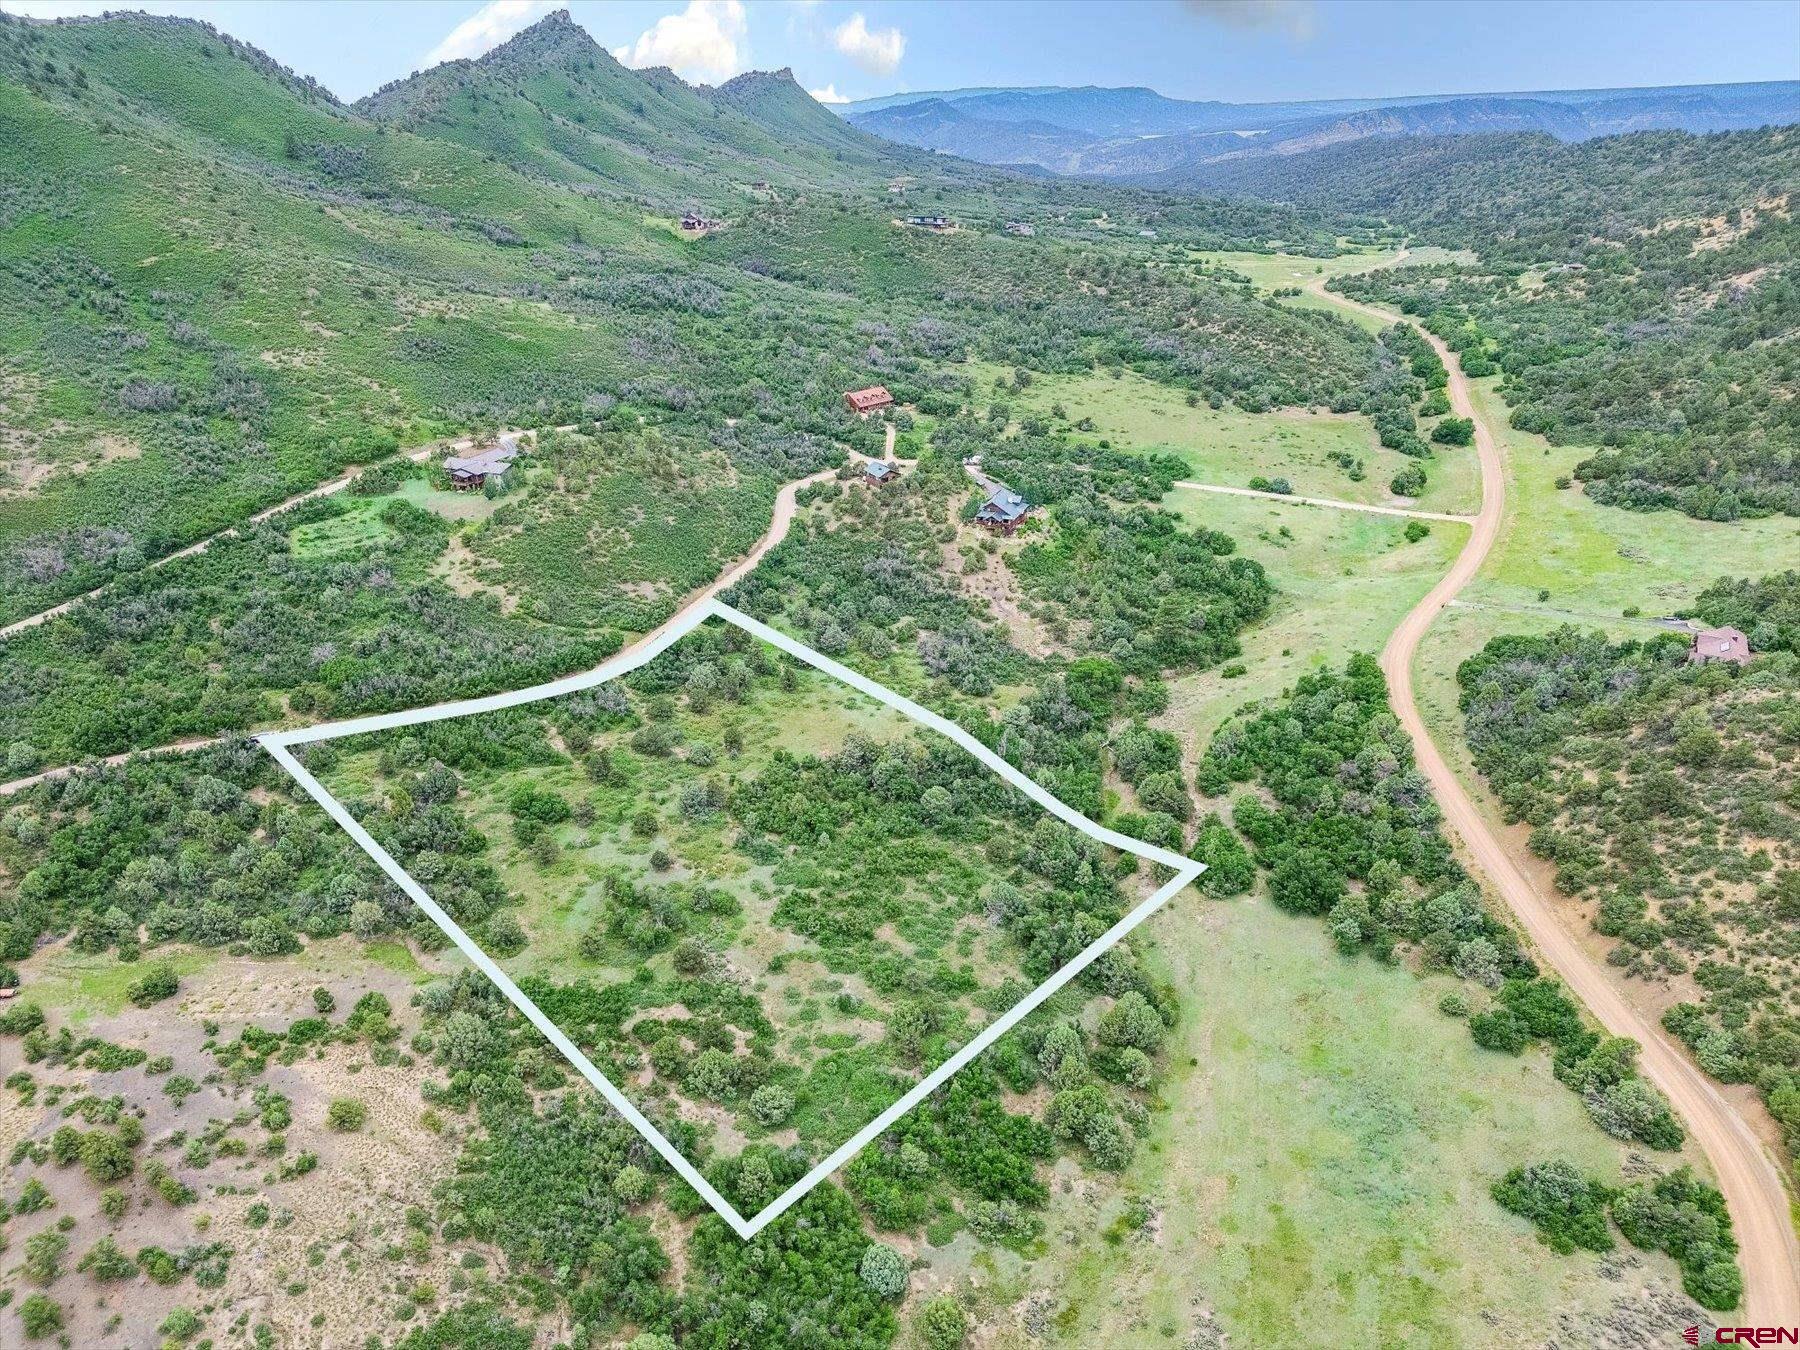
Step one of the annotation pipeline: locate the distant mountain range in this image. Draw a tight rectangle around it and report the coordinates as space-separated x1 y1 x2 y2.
843 80 1800 185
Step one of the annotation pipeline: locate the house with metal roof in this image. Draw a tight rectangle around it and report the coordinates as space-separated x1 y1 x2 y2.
863 459 899 485
444 436 519 491
975 484 1030 535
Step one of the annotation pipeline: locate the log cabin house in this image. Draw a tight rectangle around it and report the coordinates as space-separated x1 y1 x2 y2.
844 385 894 416
975 484 1031 535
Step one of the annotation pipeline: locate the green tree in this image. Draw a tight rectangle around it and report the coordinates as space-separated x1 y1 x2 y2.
859 1242 908 1299
917 1295 968 1350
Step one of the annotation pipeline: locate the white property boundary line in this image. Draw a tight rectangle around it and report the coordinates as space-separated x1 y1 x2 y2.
260 599 1203 1239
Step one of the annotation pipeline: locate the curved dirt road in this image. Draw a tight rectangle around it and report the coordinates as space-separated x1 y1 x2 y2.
0 460 839 798
1315 279 1800 1321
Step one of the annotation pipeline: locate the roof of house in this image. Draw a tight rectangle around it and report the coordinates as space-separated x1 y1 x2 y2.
444 442 518 477
846 385 893 410
977 485 1029 523
864 460 897 480
1692 625 1749 648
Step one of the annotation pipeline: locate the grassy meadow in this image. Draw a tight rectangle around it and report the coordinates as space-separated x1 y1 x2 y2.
1158 488 1467 755
1031 897 1685 1348
1191 244 1472 288
986 366 1480 516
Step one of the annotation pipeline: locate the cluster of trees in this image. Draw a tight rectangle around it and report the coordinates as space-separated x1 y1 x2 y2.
0 742 416 966
1009 495 1272 678
0 493 619 766
473 423 835 632
1457 623 1800 1163
1109 721 1191 849
1494 1160 1741 1309
410 966 944 1348
1362 323 1466 498
1474 977 1684 1150
1200 655 1460 917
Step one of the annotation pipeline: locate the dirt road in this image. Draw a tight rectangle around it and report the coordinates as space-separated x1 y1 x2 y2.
1171 479 1472 523
0 459 835 798
0 443 448 642
1313 279 1800 1321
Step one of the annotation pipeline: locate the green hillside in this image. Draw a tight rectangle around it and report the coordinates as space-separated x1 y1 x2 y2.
1189 127 1800 519
701 68 889 158
0 8 1380 626
355 12 896 198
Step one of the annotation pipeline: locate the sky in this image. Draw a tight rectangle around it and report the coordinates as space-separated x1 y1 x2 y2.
1 0 1795 105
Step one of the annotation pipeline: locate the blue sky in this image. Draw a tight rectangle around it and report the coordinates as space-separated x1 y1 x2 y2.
3 0 1795 104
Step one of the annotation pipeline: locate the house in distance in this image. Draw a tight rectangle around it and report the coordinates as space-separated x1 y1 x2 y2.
1688 625 1752 665
844 385 894 416
679 211 722 233
1004 220 1036 236
445 436 519 491
863 459 899 486
975 483 1031 535
905 214 951 231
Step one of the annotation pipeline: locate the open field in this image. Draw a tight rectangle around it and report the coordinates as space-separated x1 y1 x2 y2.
394 476 503 522
1189 245 1471 292
1158 488 1466 754
286 495 398 558
1030 897 1697 1347
987 366 1481 516
14 935 440 1028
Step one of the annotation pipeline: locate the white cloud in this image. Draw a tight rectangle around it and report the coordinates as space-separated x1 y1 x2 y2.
424 0 555 67
832 12 904 76
808 83 849 105
1181 1 1317 41
612 0 748 82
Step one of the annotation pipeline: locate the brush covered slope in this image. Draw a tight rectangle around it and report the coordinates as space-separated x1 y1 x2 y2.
310 618 1167 1177
357 11 897 195
1303 128 1800 519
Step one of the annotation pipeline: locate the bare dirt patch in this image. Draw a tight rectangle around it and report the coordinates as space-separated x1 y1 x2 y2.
432 534 519 613
0 948 509 1350
942 518 1061 660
